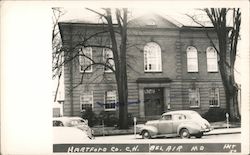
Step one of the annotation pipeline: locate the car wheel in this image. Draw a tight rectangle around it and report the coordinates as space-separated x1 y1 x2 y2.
195 132 203 138
142 130 151 139
180 128 190 139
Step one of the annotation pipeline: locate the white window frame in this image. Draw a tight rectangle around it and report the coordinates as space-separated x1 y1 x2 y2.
209 88 220 107
144 42 162 72
206 46 218 72
104 90 117 111
80 91 94 112
187 46 198 72
79 47 92 73
189 88 200 108
103 48 115 73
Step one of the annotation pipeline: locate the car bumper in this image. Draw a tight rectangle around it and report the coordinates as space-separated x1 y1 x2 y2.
201 127 213 133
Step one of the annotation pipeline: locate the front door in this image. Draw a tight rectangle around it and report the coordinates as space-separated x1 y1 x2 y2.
144 88 164 116
158 114 173 134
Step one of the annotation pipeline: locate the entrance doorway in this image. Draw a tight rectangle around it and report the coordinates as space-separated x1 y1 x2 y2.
144 88 164 116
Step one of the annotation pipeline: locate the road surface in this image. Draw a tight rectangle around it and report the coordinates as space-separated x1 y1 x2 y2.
89 133 240 143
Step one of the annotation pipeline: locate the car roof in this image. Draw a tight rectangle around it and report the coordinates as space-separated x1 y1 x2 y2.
162 110 197 116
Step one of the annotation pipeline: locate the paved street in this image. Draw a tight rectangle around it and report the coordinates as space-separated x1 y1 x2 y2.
89 133 240 143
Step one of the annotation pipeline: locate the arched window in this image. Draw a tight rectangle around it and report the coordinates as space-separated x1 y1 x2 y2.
79 47 92 72
186 46 198 72
144 42 162 72
206 47 218 72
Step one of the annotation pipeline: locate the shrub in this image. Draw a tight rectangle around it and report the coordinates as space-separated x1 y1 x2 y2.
97 111 134 127
98 111 119 127
202 108 226 122
81 108 97 127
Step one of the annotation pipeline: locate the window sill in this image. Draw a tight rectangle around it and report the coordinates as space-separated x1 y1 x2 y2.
104 109 116 111
80 71 92 73
189 106 200 108
104 71 114 73
209 105 220 108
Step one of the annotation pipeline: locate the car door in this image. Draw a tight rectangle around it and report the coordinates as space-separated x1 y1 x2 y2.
172 114 187 134
158 114 173 134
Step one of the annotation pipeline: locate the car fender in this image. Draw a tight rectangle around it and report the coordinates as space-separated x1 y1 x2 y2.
177 122 201 135
140 125 158 137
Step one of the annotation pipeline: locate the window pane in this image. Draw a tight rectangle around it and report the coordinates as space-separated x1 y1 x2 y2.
79 47 92 72
187 46 198 72
80 92 93 111
103 48 115 72
144 42 162 72
207 47 218 72
209 88 219 107
105 91 116 110
189 88 200 107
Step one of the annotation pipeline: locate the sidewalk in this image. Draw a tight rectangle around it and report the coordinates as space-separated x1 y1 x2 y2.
92 121 241 137
205 127 241 136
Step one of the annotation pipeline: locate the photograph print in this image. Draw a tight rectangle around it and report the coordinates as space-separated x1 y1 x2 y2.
52 7 243 153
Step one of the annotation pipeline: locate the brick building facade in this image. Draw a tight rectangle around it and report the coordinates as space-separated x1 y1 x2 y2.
59 13 225 120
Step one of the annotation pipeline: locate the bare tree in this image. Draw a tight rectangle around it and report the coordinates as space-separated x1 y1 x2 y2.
52 7 65 102
187 8 241 121
54 8 130 129
86 8 129 129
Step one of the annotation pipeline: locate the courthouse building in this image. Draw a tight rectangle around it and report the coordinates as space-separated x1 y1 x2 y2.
59 13 225 119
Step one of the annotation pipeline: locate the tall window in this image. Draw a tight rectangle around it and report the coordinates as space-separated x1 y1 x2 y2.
104 90 116 111
80 92 93 112
187 46 198 72
103 48 115 72
189 88 200 108
206 47 218 72
144 42 162 72
209 88 220 107
79 47 92 72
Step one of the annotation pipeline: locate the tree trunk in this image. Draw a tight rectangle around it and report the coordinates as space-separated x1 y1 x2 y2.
219 59 240 121
117 73 129 129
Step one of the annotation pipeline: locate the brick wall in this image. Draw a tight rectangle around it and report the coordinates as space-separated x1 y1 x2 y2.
60 20 226 118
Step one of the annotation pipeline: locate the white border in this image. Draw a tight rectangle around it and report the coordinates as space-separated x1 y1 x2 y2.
1 1 249 154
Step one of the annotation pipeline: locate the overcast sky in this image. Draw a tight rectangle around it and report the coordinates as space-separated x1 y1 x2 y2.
58 7 213 27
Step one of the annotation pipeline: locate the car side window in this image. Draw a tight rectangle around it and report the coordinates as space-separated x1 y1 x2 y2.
162 115 172 120
53 120 64 126
173 114 186 120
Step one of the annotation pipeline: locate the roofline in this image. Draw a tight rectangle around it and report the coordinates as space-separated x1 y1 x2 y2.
59 22 221 30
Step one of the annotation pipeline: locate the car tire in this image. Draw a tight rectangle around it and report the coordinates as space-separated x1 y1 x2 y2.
195 132 203 138
142 130 151 139
180 128 190 139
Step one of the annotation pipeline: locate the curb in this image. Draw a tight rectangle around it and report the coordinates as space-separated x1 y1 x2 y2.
205 131 241 136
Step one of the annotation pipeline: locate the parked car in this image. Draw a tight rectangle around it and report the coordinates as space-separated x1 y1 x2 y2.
138 110 212 139
53 117 94 139
53 127 90 143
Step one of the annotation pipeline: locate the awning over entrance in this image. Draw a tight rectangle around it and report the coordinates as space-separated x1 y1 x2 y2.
136 77 172 83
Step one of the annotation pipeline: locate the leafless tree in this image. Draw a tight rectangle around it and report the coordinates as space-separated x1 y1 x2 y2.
53 8 132 129
187 8 241 121
52 7 65 102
